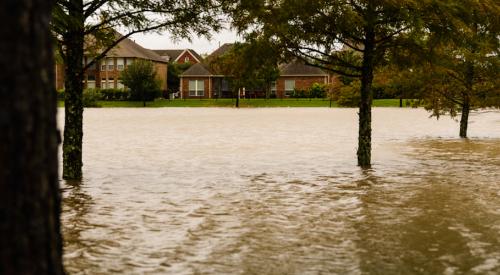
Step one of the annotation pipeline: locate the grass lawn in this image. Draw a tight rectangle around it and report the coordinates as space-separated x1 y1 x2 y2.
58 98 413 108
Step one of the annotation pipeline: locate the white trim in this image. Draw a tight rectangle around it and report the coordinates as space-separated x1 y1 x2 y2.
174 49 201 63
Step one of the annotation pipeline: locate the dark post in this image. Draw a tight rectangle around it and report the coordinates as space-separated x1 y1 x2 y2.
0 0 65 274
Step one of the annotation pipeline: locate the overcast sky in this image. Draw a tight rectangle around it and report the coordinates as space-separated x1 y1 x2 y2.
131 28 241 56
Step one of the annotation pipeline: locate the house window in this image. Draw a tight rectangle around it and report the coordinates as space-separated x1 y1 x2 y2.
117 58 124 71
189 80 204 96
100 61 106 71
285 80 295 96
107 58 115 71
184 56 190 63
100 77 114 89
271 81 277 94
85 75 96 89
117 78 125 89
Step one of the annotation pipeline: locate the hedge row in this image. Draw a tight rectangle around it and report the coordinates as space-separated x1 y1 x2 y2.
57 88 163 101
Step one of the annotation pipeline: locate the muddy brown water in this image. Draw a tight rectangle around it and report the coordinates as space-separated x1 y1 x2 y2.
59 108 500 274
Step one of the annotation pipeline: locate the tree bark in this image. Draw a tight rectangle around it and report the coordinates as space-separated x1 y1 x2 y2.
63 0 85 179
460 61 474 138
459 96 470 138
0 0 65 274
357 28 375 168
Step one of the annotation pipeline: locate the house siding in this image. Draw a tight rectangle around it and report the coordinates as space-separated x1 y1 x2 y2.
55 57 167 91
181 77 211 99
176 51 199 64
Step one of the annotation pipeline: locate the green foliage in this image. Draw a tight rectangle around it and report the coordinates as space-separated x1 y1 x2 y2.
290 89 308 98
332 81 361 107
167 62 193 93
121 60 161 102
99 89 130 101
210 38 280 99
82 89 101 107
309 83 327 98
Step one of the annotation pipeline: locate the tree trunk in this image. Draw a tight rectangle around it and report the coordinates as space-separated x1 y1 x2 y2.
0 0 65 274
357 28 375 168
62 0 85 180
460 61 474 138
459 96 470 138
235 88 240 108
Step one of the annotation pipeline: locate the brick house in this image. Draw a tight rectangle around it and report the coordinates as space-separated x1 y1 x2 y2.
179 43 332 99
55 36 168 91
152 49 203 64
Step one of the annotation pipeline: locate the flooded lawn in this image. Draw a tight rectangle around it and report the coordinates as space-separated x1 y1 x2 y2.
59 108 500 274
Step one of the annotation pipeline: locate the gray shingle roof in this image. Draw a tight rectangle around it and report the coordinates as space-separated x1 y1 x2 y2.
279 61 328 76
106 35 167 63
181 63 212 76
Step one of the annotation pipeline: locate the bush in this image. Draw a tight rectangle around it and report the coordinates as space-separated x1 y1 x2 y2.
82 89 101 107
309 83 327 98
121 60 162 104
100 88 130 101
332 81 361 107
290 89 308 98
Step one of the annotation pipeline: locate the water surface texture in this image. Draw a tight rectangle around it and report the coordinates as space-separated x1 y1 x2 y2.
60 108 500 274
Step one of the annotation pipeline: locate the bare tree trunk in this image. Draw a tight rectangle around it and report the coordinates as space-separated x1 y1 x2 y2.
459 97 470 138
0 0 65 274
357 28 375 168
63 0 85 179
460 61 474 138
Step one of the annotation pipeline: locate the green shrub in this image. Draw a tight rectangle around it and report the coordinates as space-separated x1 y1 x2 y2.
121 60 162 104
100 88 130 101
333 81 361 107
82 89 101 107
290 89 308 98
309 83 327 98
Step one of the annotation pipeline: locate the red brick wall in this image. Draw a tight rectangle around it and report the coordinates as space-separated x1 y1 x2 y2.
176 51 199 64
181 77 211 99
276 76 328 98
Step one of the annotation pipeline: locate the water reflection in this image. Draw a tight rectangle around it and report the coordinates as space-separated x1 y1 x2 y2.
58 108 500 274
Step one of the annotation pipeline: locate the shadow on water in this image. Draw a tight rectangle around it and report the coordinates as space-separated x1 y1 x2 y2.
61 180 98 273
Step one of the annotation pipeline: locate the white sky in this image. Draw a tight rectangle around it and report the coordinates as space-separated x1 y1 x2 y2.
131 28 241 56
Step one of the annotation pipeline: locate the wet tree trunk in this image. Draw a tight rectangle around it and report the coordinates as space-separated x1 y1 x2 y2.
0 0 65 274
357 28 375 168
459 96 470 138
460 62 473 138
235 88 240 108
63 0 85 179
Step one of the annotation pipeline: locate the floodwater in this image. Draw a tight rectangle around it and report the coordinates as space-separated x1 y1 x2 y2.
59 108 500 275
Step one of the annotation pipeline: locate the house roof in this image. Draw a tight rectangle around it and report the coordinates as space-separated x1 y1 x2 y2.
106 35 167 63
279 61 328 76
205 43 234 61
181 63 213 76
152 49 203 63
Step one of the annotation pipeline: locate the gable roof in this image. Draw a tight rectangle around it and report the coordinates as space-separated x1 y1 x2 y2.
279 61 328 76
181 63 212 76
152 49 203 63
106 35 167 63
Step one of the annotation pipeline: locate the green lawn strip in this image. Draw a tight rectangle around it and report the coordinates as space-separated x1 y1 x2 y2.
58 99 410 108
